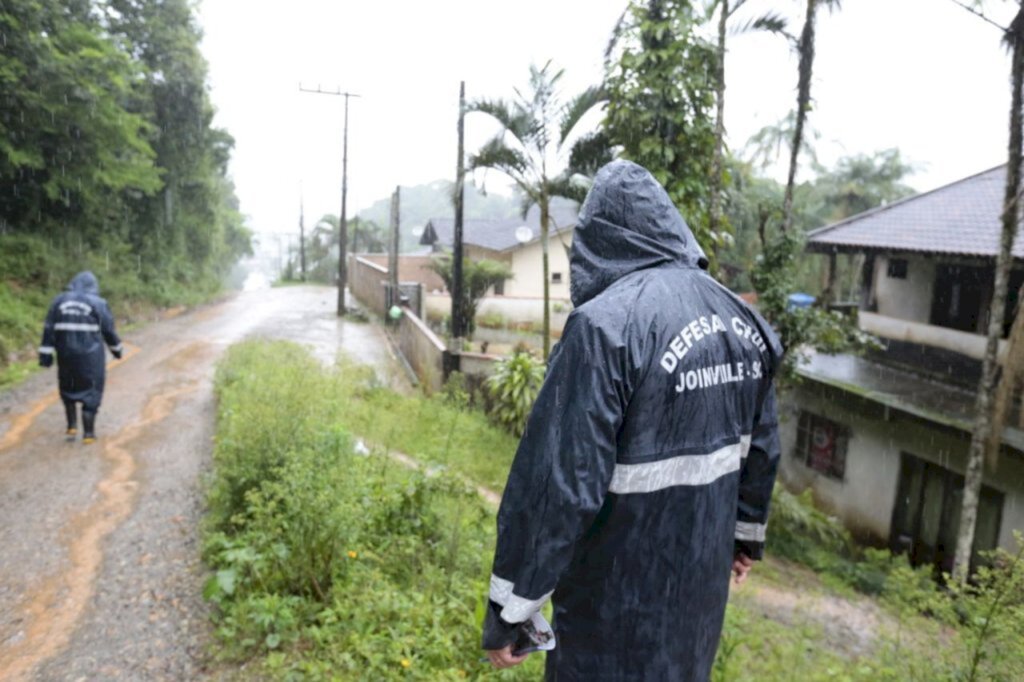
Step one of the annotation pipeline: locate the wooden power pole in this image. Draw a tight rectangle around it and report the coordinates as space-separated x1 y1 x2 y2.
299 85 360 315
389 186 400 306
451 81 467 346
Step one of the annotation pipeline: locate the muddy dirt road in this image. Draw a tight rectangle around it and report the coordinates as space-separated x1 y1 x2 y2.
0 285 406 681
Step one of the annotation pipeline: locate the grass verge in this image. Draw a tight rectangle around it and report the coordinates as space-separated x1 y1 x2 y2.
205 340 541 680
206 339 1024 681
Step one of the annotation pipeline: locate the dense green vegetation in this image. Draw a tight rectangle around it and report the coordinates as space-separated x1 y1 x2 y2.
0 0 251 371
205 341 540 679
207 341 1024 681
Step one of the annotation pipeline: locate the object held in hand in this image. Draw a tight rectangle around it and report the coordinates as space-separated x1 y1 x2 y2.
512 612 556 656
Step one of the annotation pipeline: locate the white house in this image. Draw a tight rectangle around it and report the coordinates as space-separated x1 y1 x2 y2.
418 203 578 300
783 165 1024 575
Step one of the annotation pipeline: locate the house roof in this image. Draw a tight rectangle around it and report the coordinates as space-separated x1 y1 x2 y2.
421 204 578 253
806 165 1024 259
798 351 1024 452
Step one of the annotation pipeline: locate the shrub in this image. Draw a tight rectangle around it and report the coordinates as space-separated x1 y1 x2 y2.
486 349 546 436
204 340 542 679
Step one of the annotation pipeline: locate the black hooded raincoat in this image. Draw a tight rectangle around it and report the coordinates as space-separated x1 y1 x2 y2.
38 271 122 411
482 161 783 681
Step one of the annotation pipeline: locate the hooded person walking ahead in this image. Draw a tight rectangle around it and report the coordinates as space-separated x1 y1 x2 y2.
482 160 783 681
38 271 123 443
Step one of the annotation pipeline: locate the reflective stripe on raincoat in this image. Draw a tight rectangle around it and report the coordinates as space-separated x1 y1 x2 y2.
39 271 122 411
482 160 783 681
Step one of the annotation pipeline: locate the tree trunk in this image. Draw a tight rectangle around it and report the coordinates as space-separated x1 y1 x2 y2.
709 0 729 264
299 200 307 281
782 0 817 234
541 193 551 361
452 81 467 346
953 13 1024 581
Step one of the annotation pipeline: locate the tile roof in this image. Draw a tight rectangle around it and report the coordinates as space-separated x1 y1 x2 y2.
421 204 578 252
806 165 1024 258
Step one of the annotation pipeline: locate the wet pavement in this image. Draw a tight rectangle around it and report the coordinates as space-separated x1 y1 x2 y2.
0 284 407 681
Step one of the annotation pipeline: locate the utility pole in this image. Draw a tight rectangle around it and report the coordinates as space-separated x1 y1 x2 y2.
388 186 400 307
298 191 307 282
300 84 360 315
451 81 467 348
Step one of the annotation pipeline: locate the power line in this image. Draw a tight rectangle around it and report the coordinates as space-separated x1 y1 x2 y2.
948 0 1010 33
300 84 361 315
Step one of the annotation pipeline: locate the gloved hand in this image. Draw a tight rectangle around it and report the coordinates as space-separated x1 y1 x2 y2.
111 347 123 360
39 353 53 368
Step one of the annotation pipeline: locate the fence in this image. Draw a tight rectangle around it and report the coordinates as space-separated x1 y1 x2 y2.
349 255 424 319
349 255 513 392
349 256 389 317
396 305 449 394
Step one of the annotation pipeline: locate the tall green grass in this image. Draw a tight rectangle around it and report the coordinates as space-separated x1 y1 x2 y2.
205 340 541 680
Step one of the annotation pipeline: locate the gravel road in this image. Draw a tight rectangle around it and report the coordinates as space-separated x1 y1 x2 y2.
0 285 406 681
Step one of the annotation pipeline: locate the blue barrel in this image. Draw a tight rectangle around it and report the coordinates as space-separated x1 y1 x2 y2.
787 292 816 310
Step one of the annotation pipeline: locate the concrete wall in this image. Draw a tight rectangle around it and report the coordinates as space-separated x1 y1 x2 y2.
396 306 448 394
349 256 389 317
780 382 1024 552
873 255 935 324
859 312 1008 362
506 231 573 299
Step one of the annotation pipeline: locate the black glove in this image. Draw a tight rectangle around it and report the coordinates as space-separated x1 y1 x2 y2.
39 353 53 368
111 347 123 360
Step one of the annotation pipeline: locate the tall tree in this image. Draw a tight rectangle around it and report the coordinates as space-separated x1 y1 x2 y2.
107 0 246 282
705 0 788 261
0 0 160 238
603 0 721 263
954 2 1024 581
467 62 604 359
781 0 842 234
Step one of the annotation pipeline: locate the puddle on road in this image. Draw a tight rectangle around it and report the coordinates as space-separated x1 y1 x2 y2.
0 376 197 681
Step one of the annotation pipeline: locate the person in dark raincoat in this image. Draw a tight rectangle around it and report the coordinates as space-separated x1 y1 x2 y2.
482 160 783 681
38 272 123 443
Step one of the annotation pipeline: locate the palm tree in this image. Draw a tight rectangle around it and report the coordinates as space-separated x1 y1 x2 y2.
781 0 842 234
467 62 604 360
953 2 1024 582
705 1 789 251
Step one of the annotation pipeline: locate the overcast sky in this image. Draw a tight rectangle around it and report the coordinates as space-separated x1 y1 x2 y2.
197 0 1020 237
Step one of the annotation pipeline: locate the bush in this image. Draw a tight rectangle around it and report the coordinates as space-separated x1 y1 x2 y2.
204 340 542 679
486 350 546 436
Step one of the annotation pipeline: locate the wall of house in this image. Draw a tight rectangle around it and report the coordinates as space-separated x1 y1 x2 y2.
424 293 571 332
505 231 573 299
779 382 1024 552
873 255 936 323
859 312 1007 361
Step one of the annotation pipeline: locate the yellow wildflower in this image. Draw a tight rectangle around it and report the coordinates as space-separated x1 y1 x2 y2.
347 550 358 559
400 658 411 668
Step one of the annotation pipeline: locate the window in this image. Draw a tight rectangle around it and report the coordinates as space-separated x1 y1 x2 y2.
795 411 848 480
493 278 505 296
551 272 563 284
887 258 908 279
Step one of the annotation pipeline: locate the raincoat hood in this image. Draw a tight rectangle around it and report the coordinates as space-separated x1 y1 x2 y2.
68 271 100 295
570 159 708 306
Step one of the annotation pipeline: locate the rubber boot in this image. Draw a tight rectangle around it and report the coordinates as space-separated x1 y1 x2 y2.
82 410 97 444
64 400 78 440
